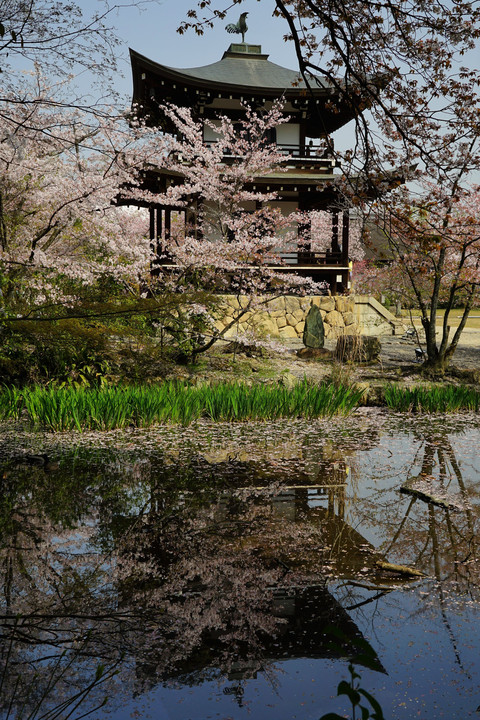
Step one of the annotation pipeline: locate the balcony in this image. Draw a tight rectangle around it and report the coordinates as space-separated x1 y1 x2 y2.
203 139 336 165
278 249 345 267
276 141 334 161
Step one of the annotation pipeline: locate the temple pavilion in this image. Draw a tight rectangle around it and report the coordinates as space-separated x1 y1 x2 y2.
129 39 374 293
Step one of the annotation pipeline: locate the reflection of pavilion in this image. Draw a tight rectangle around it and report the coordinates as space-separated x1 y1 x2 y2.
269 584 385 670
154 583 385 690
129 473 387 693
270 485 379 578
114 447 391 697
272 473 347 520
211 456 350 518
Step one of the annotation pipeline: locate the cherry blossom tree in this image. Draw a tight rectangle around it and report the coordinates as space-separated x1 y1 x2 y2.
367 184 480 372
0 88 336 367
0 80 153 316
180 1 480 190
0 0 163 105
128 101 333 359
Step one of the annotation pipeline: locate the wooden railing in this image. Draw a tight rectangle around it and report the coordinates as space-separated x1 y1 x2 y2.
276 142 332 159
153 249 346 268
203 140 334 161
279 250 344 266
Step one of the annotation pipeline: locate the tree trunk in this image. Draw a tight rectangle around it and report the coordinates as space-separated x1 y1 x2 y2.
422 351 450 376
0 190 7 251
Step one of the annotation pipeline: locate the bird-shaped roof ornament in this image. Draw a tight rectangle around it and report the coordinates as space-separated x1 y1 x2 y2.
225 12 248 43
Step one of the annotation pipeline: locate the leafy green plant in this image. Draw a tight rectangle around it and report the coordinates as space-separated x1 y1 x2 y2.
0 386 24 420
319 662 385 720
0 319 119 386
383 383 480 413
0 379 363 431
319 627 385 720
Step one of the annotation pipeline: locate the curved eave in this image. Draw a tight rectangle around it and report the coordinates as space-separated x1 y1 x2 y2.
130 48 388 136
130 47 332 98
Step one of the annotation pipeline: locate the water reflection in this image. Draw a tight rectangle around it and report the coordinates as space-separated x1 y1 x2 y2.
0 415 479 718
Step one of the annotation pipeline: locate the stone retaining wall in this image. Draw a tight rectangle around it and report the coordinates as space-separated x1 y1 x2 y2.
353 295 405 336
216 294 357 341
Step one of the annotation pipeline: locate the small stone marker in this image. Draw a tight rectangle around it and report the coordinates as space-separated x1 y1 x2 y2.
302 304 325 348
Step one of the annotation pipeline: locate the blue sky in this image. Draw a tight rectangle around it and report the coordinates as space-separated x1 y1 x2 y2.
87 0 362 151
89 0 302 103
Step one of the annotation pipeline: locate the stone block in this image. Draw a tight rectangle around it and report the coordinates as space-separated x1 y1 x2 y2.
295 321 305 334
343 311 355 326
279 325 298 339
256 318 279 336
284 296 302 314
324 310 345 328
269 308 288 319
265 297 283 312
335 296 354 313
335 335 381 363
286 313 298 327
317 296 336 313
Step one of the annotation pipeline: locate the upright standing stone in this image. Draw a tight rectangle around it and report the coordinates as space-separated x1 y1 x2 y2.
302 304 325 348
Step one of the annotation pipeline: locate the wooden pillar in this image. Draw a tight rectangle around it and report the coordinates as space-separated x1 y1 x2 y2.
331 211 340 253
149 206 155 244
341 210 349 265
156 207 163 255
186 209 195 237
298 192 311 260
337 485 345 520
164 209 171 244
149 206 157 275
298 219 311 260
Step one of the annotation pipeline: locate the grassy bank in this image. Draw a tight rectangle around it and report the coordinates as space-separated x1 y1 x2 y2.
383 384 480 413
0 381 363 431
2 380 479 432
407 307 480 329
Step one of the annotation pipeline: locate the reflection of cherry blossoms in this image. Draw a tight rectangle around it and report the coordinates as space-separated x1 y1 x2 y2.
115 493 287 680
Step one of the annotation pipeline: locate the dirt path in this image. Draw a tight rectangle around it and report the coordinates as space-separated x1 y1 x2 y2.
267 329 480 386
379 329 480 369
197 329 480 388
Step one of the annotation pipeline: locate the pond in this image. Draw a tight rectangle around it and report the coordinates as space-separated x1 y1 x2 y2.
1 409 479 719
